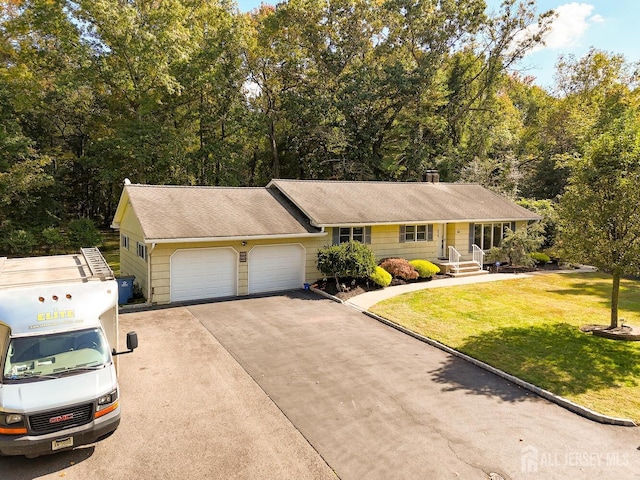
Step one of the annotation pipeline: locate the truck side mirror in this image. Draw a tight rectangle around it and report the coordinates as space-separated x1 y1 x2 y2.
126 331 138 351
113 331 138 356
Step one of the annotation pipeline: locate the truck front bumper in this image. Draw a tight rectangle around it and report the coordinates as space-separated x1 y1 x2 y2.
0 406 121 457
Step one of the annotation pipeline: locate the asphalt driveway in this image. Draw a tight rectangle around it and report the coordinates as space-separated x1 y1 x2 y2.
1 304 336 480
189 291 640 480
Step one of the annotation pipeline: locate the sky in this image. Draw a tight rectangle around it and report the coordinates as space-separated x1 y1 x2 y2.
234 0 640 90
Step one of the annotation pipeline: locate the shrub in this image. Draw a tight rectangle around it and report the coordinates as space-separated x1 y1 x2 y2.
67 218 103 250
7 229 37 256
41 227 65 254
317 241 377 291
369 266 392 287
488 224 544 268
486 247 506 264
530 252 551 264
379 258 419 281
409 259 440 278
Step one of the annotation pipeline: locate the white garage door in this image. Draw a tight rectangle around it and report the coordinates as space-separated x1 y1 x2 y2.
171 248 237 302
248 244 305 294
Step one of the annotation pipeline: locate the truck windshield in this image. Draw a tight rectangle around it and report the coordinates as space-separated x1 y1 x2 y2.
3 328 111 381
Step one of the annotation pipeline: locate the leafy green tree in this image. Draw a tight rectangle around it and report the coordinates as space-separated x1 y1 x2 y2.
317 241 376 291
66 218 103 250
487 224 544 268
41 226 66 254
560 111 640 329
517 198 559 249
6 229 37 256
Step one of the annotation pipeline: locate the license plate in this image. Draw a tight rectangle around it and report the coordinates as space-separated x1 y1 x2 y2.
52 437 73 451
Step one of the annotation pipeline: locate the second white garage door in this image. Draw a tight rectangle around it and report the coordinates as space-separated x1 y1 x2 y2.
248 244 305 294
171 248 237 302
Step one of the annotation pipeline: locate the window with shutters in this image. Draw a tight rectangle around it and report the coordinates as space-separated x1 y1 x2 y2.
334 227 371 244
401 225 433 242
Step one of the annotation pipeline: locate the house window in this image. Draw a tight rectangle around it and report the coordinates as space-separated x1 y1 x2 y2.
121 234 129 250
335 227 371 244
473 222 514 250
136 242 147 261
402 225 433 242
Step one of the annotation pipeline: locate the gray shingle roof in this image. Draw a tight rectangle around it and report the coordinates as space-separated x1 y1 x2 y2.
123 185 320 241
269 180 541 226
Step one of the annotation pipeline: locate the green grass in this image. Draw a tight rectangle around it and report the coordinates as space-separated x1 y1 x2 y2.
370 272 640 422
100 230 120 277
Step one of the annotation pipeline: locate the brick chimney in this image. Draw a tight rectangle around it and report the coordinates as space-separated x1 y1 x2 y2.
422 170 440 183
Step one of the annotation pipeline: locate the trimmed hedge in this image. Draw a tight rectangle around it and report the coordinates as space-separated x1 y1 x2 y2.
379 258 419 281
530 252 551 264
369 266 392 287
409 259 440 278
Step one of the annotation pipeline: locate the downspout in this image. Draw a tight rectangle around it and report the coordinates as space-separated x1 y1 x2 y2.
147 242 156 303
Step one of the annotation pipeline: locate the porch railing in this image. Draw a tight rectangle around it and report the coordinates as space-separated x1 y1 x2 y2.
472 244 485 267
448 246 461 272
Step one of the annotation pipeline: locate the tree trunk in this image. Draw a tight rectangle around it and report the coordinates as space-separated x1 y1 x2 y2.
610 270 620 328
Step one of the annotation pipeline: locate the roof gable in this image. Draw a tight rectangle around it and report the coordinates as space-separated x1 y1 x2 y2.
114 185 320 242
269 180 540 226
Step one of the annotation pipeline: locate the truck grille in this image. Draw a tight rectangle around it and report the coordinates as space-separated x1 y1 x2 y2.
29 403 94 435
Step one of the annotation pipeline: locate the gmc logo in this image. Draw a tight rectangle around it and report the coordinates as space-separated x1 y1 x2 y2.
49 413 74 424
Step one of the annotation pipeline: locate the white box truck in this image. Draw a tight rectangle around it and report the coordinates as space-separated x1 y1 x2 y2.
0 248 137 457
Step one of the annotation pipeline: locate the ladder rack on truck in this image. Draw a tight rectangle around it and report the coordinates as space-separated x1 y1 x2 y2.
80 247 114 280
0 248 114 289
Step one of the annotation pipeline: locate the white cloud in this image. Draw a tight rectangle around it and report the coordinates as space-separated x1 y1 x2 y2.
513 3 602 56
542 3 595 49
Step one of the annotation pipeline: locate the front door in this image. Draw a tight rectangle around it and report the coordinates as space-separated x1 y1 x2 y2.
437 223 447 259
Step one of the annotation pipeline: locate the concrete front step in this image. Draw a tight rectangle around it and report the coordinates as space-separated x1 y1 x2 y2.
438 260 483 275
455 265 482 272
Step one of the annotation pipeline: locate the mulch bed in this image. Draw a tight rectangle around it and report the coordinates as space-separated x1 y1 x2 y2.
311 275 449 302
580 324 640 341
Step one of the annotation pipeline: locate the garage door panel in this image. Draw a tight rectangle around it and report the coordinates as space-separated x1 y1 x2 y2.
171 248 237 302
249 245 305 294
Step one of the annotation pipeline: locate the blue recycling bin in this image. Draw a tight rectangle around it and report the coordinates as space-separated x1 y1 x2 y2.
117 276 135 304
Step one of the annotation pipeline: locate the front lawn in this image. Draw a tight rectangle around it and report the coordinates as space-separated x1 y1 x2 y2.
101 230 120 276
370 272 640 423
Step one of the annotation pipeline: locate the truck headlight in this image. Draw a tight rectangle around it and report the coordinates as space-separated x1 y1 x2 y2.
5 414 23 424
95 389 119 419
0 413 27 435
97 389 118 410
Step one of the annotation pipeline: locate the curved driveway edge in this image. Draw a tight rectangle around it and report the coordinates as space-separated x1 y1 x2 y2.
361 309 637 427
331 268 636 427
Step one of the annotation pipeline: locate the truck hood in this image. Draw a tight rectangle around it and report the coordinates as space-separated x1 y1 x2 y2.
0 365 117 413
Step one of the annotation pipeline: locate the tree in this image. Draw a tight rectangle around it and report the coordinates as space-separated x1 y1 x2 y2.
560 110 640 329
66 218 103 249
316 241 376 291
487 224 544 268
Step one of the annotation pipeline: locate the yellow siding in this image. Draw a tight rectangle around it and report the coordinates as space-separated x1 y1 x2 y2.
451 223 472 259
117 201 150 299
368 225 439 261
127 220 532 304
